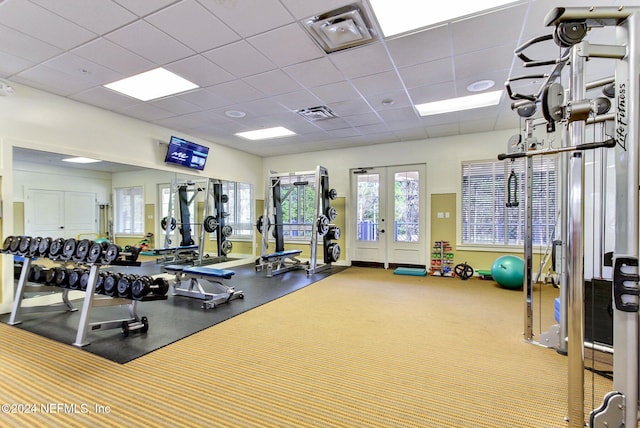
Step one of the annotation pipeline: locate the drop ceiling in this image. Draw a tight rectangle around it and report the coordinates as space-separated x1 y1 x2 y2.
0 0 623 157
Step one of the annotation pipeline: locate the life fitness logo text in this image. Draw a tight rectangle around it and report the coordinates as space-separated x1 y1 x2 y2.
615 81 628 148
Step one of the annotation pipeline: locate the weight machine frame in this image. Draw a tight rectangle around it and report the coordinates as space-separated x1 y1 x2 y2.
504 6 640 427
256 165 336 276
161 178 230 266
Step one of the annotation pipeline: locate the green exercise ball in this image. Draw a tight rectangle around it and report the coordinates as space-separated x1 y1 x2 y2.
491 255 524 289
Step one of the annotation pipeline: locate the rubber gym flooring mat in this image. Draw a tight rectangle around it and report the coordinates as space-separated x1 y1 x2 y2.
1 262 346 364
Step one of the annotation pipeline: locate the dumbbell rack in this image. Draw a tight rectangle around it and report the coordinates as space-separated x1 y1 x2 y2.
429 241 455 276
7 252 165 347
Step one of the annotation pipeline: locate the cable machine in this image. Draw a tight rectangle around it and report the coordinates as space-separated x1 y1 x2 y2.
255 165 340 277
504 6 640 427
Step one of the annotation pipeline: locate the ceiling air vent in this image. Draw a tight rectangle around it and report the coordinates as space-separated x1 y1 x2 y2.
296 106 338 121
302 3 378 53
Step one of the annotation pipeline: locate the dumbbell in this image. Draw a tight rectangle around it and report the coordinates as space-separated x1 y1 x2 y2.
28 237 42 257
29 265 49 283
17 236 32 256
59 238 78 261
67 268 86 290
117 274 138 299
103 272 122 296
38 237 53 258
132 276 169 299
54 267 71 288
74 239 94 262
2 236 14 253
48 238 66 260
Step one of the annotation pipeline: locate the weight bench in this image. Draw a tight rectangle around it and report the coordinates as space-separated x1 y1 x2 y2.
153 245 199 265
164 265 244 310
255 249 306 277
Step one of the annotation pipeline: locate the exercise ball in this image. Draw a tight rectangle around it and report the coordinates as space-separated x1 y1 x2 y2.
491 255 524 289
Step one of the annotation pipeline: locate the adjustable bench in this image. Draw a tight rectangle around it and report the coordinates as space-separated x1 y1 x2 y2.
153 245 199 265
255 249 306 277
164 265 244 309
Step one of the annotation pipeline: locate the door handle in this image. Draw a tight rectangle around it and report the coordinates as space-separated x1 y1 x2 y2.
59 226 64 229
380 229 385 233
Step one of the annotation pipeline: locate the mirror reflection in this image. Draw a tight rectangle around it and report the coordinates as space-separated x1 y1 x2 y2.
12 148 254 265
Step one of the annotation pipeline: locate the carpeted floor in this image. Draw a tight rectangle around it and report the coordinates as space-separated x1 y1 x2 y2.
1 262 344 363
0 267 617 427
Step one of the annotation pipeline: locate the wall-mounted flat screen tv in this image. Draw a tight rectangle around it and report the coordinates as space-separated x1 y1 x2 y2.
164 136 209 171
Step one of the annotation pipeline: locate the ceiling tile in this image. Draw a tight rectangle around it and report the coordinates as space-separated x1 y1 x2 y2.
120 103 174 121
272 90 322 111
165 55 234 87
454 44 515 79
283 57 344 88
248 24 324 68
145 0 239 52
0 52 34 77
450 3 528 55
105 20 194 65
43 53 124 85
174 88 233 110
408 81 457 104
207 80 266 104
330 98 374 116
12 65 96 96
244 70 302 97
0 0 96 50
28 0 137 34
72 38 155 76
204 41 276 78
278 0 355 20
398 58 453 89
310 81 360 104
344 112 382 127
0 24 63 63
70 86 140 111
425 123 460 138
366 90 412 111
113 0 180 17
352 71 404 97
149 96 201 116
199 0 294 37
329 43 394 79
387 24 452 67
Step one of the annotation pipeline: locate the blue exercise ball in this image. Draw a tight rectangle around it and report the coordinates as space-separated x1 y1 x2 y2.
491 255 524 289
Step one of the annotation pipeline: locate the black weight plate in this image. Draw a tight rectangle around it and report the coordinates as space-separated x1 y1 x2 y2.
75 239 92 260
38 237 52 256
326 206 338 221
161 216 177 231
117 277 132 298
61 238 77 260
55 268 69 287
103 274 118 296
102 244 121 264
18 236 32 254
29 237 42 256
221 224 233 237
68 270 81 290
203 215 218 233
132 278 148 299
153 277 169 296
2 236 12 252
86 242 102 264
316 215 329 236
9 236 22 253
49 239 64 257
95 273 105 294
45 268 57 284
79 271 90 291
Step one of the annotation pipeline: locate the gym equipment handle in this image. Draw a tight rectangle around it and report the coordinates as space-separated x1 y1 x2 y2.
498 138 616 160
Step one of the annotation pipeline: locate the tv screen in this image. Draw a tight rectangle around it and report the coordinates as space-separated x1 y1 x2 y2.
165 136 209 171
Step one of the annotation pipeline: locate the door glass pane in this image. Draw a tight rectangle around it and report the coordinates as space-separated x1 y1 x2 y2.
356 174 380 241
394 171 419 242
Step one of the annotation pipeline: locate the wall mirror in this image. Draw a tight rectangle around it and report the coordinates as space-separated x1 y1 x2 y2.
12 147 254 264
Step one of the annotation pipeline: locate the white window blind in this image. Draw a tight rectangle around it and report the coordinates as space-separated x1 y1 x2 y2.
461 157 557 246
114 186 145 235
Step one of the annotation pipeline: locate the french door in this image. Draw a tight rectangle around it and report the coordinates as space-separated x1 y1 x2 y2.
350 164 426 268
25 189 97 238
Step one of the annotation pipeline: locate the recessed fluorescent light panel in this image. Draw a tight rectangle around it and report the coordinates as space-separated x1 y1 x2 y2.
235 127 296 140
415 90 503 117
369 0 517 37
104 68 198 101
62 157 102 164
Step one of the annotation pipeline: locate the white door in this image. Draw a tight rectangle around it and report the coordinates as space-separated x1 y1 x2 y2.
25 189 97 238
351 164 426 268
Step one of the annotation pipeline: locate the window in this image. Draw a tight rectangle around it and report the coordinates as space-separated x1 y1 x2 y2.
461 157 557 246
221 181 253 238
114 186 144 235
279 174 316 239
